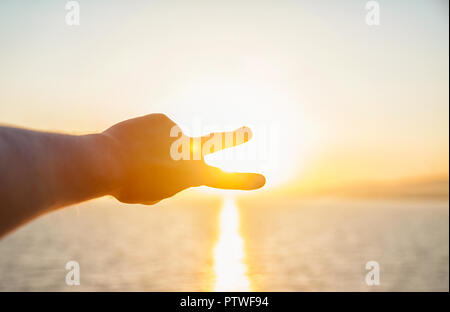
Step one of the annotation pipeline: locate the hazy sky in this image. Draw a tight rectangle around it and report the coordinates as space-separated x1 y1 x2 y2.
0 0 448 189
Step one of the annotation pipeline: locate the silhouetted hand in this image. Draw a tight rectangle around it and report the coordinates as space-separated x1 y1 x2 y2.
102 114 265 205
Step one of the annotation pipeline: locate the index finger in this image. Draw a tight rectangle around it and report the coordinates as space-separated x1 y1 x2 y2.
194 126 253 156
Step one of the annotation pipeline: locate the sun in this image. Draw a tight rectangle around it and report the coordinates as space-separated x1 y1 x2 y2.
164 76 315 189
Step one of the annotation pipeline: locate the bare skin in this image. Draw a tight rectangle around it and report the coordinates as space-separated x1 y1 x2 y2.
0 114 265 238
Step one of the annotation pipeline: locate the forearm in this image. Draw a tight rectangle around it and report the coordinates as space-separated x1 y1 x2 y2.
0 126 120 236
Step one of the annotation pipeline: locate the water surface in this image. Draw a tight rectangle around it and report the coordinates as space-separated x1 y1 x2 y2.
0 197 448 291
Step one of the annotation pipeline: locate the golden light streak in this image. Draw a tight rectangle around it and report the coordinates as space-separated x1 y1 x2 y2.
213 197 251 292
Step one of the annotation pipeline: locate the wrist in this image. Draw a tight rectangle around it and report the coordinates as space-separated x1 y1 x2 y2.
83 133 124 196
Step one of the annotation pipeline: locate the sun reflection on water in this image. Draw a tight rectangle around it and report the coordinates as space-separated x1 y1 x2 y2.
213 197 251 292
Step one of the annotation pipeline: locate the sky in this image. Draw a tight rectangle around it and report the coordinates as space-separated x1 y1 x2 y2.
0 0 448 191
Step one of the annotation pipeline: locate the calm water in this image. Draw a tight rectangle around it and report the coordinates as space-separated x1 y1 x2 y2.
0 196 448 291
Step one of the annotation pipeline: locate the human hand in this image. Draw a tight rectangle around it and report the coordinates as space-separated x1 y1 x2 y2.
102 114 265 205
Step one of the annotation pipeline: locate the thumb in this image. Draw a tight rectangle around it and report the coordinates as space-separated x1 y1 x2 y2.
201 165 266 190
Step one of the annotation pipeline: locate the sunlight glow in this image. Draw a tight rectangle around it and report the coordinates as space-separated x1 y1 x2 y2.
167 78 314 189
213 197 251 292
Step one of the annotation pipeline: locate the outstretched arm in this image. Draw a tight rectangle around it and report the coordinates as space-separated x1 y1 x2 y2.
0 114 265 237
